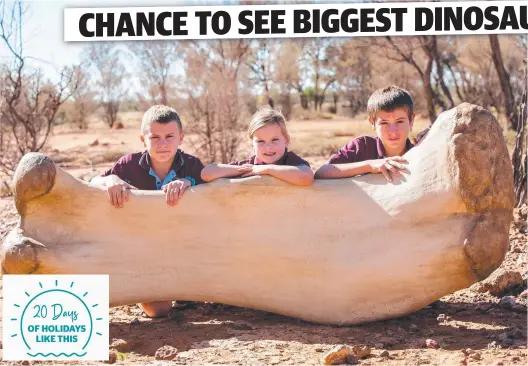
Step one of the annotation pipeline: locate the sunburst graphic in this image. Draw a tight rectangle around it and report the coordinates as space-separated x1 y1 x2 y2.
4 275 108 361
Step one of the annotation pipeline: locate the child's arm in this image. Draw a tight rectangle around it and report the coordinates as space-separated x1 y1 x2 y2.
241 164 314 186
90 174 120 187
161 178 192 206
315 157 408 182
201 163 252 182
91 174 137 208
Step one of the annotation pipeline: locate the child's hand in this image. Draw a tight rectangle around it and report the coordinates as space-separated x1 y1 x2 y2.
162 179 192 206
239 164 270 177
106 177 137 208
368 157 408 182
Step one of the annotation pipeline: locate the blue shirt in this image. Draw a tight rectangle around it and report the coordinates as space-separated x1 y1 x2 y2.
149 169 178 190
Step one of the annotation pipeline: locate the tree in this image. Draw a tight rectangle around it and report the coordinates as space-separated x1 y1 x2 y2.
489 35 518 130
512 60 527 207
183 40 251 164
441 36 501 111
246 39 276 108
85 43 127 128
66 66 98 129
302 38 337 111
128 41 180 106
0 0 80 174
328 38 373 116
275 40 309 109
380 36 438 123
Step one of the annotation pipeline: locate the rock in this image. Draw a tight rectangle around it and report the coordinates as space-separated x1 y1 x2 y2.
472 270 524 296
155 345 179 361
437 314 447 322
315 347 324 352
21 361 30 366
461 348 473 356
499 296 517 309
487 341 502 349
492 362 504 366
0 340 2 349
487 341 500 349
112 121 124 129
322 345 357 365
425 339 438 349
110 338 130 352
351 345 371 359
379 336 396 348
379 350 390 358
459 358 467 365
105 350 117 364
89 139 99 147
0 180 12 196
130 318 140 325
469 352 482 361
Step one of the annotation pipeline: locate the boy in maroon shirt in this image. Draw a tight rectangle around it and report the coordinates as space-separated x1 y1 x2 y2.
315 85 415 182
91 105 204 318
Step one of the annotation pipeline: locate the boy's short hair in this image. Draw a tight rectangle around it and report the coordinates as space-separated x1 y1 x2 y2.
367 85 414 121
248 106 290 141
141 105 183 135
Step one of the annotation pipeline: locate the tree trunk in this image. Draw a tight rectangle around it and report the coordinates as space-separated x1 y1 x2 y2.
300 93 308 110
430 39 454 109
160 84 168 105
512 61 527 207
264 83 274 109
489 34 518 130
423 56 437 124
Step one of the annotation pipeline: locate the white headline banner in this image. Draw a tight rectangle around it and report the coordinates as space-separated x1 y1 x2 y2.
64 1 528 42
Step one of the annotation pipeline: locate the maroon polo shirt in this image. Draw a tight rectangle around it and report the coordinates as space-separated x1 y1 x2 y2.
328 136 414 164
230 150 310 167
101 150 205 190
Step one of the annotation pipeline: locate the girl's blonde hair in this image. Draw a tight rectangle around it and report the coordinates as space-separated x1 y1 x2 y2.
248 107 290 141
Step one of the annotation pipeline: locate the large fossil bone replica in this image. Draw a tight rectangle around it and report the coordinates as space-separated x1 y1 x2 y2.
2 104 514 325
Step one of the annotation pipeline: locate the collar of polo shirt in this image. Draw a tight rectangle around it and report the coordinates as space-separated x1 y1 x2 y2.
376 137 414 158
139 150 185 190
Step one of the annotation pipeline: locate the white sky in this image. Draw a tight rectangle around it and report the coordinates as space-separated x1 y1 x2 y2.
0 0 237 85
1 0 366 80
1 0 453 90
